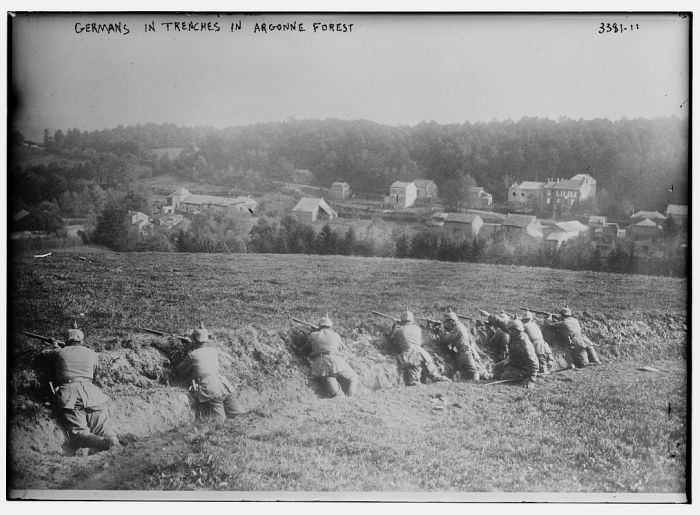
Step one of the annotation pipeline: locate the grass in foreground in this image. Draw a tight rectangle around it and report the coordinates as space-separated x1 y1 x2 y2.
59 360 686 494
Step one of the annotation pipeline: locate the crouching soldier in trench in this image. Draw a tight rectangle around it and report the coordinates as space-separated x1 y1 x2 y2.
545 308 602 369
522 311 555 375
389 311 451 386
50 326 120 453
437 312 490 381
303 316 359 397
492 320 539 388
175 326 244 422
487 313 511 362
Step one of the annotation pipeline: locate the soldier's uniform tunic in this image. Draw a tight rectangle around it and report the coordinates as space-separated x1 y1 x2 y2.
546 316 601 368
304 328 358 397
176 346 243 421
441 322 480 380
493 332 539 383
54 344 118 450
523 320 555 374
488 315 510 361
392 324 445 385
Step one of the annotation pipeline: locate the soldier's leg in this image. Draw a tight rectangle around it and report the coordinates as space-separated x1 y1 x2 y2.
586 346 602 364
501 366 525 381
404 366 422 386
320 376 343 397
460 364 479 381
223 393 246 418
335 369 359 396
86 405 120 448
204 399 226 422
571 347 589 368
62 408 111 450
418 348 450 382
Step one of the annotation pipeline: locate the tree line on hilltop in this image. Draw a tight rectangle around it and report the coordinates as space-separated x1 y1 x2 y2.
21 116 688 220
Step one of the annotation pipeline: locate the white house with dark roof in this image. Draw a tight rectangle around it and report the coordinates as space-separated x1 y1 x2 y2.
291 197 334 223
501 214 543 238
387 181 417 208
443 213 483 241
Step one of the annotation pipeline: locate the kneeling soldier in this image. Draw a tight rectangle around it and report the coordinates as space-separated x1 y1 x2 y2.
303 316 359 397
175 326 243 421
389 311 451 386
439 311 487 381
545 308 602 368
51 326 120 453
522 311 555 375
493 320 539 387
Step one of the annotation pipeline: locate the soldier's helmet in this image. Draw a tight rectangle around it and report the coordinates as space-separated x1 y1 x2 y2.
319 316 333 328
400 311 414 323
522 311 534 322
507 319 524 332
66 328 84 344
560 308 572 317
191 327 209 343
444 311 459 323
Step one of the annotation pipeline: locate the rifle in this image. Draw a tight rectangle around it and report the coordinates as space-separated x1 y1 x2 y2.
370 310 400 323
21 331 64 348
141 328 191 343
290 317 319 331
521 308 559 320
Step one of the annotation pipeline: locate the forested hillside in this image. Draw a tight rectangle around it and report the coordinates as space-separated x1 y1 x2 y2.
16 116 688 219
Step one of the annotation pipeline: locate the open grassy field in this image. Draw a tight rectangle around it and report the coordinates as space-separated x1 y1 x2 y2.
8 250 688 499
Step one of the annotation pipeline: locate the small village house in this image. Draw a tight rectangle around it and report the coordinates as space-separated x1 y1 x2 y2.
543 220 588 249
507 181 545 206
291 197 334 223
167 187 257 215
330 182 350 200
414 179 438 199
128 211 152 235
501 214 543 238
468 186 493 208
628 218 663 241
290 169 314 184
442 213 483 241
466 209 507 224
387 181 417 208
588 215 607 230
570 173 597 200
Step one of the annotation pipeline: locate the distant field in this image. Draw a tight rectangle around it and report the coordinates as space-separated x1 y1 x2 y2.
8 251 687 496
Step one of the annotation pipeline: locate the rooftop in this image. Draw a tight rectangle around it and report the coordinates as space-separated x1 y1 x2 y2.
515 181 545 190
391 181 414 189
292 197 332 214
631 210 666 220
547 179 583 190
503 214 537 228
444 213 481 224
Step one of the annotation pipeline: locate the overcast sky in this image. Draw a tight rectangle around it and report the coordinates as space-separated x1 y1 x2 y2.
11 13 689 141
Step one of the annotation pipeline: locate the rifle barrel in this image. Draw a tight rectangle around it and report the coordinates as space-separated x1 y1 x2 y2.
370 310 399 321
290 317 319 330
21 331 63 346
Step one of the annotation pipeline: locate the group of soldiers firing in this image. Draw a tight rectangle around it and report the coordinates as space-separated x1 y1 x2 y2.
298 306 602 396
29 305 600 455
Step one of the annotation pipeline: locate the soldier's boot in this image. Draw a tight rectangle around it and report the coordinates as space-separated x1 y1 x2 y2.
73 433 111 452
431 374 452 383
